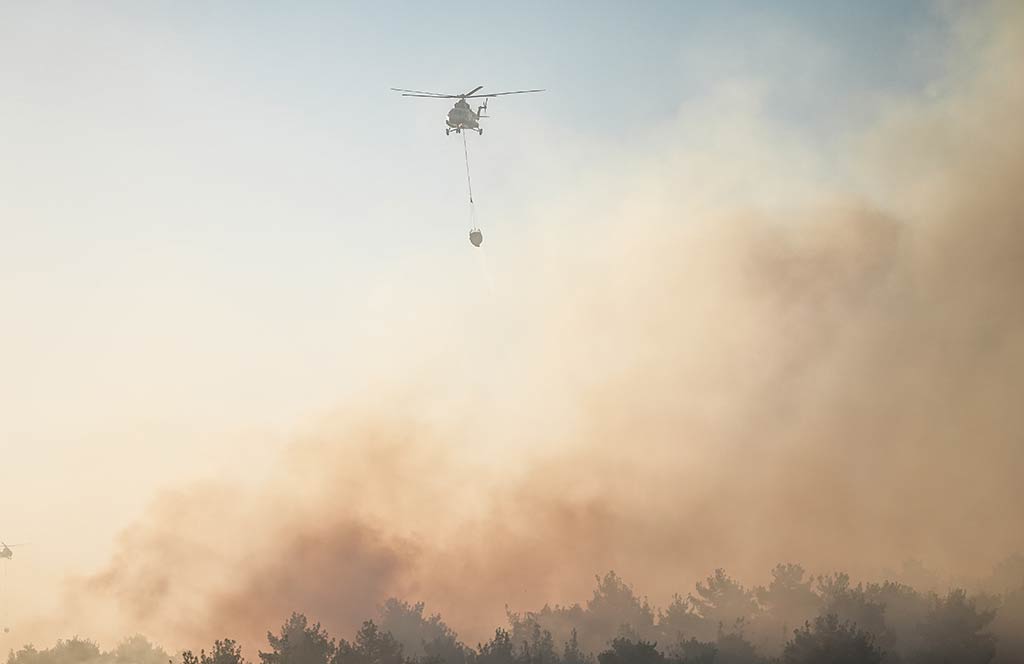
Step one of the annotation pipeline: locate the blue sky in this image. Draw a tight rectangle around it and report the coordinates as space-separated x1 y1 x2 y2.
0 1 951 265
102 0 948 136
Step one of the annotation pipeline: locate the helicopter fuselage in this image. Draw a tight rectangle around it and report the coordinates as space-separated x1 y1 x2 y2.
391 85 542 136
446 100 482 134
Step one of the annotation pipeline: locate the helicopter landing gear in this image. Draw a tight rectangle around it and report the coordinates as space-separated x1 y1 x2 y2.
446 128 450 135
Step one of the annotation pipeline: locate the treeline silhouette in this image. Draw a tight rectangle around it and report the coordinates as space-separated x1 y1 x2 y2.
8 559 1024 664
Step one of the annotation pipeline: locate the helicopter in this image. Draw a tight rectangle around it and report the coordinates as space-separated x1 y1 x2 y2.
0 542 24 560
391 85 543 135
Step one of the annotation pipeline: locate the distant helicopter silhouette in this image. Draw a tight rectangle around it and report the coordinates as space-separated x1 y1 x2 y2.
391 85 544 248
0 542 25 560
391 85 543 135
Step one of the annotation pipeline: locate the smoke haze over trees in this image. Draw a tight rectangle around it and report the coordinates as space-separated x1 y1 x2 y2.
9 561 1024 663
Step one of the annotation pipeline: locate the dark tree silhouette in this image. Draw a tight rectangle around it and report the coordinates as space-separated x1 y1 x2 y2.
688 570 758 642
7 638 104 664
782 614 882 664
562 630 589 664
587 573 657 646
656 596 704 646
864 581 929 659
5 644 42 664
990 584 1024 663
596 639 664 664
519 623 558 664
910 589 996 664
7 636 169 664
333 621 405 664
713 632 762 664
111 635 172 664
815 573 892 654
182 639 248 664
749 564 820 655
508 573 655 656
667 638 717 664
378 599 469 664
476 629 516 664
260 613 337 664
508 605 587 660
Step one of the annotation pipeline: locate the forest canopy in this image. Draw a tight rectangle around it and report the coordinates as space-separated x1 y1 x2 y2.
8 559 1024 664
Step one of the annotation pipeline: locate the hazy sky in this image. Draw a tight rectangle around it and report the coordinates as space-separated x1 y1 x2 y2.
0 0 979 639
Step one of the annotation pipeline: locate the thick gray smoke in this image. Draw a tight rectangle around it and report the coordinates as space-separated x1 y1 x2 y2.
40 1 1024 654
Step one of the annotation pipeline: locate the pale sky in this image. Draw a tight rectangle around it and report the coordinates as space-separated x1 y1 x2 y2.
0 0 958 632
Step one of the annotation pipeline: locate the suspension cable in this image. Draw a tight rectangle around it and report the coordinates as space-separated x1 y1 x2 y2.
462 130 474 205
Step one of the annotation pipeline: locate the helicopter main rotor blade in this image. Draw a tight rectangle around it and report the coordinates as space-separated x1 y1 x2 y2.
460 85 484 97
463 89 545 98
390 88 454 97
